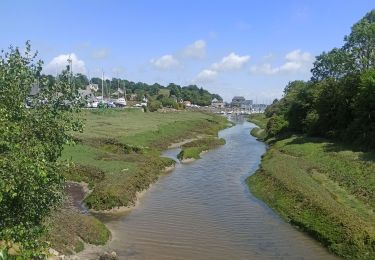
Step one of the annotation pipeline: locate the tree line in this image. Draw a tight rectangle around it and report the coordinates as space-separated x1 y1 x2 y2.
264 10 375 148
44 73 222 107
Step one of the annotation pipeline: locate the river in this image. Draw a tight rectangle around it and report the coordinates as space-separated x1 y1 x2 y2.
91 119 338 259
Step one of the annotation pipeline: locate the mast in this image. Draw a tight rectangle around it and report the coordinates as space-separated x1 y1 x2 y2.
101 70 104 101
118 76 120 100
108 79 111 100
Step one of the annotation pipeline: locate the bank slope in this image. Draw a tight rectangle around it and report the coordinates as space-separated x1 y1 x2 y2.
247 116 375 259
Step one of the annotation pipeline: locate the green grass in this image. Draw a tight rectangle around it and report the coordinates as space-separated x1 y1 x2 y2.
177 137 226 160
248 114 269 140
250 127 267 139
61 109 227 210
248 113 268 129
52 109 227 253
248 136 375 259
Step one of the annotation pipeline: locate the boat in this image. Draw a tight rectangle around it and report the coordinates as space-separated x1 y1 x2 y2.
115 97 126 107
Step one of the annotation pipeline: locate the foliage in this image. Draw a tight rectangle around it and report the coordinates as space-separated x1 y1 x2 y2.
177 137 226 161
0 42 82 256
266 114 288 137
79 76 222 106
248 136 375 259
148 100 162 112
261 10 375 148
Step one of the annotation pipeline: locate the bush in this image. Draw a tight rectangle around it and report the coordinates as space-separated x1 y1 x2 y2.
266 114 288 137
148 100 162 112
0 42 82 256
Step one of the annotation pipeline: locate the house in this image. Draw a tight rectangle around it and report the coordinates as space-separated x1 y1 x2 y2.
78 86 98 107
86 84 99 92
128 94 138 101
241 100 253 110
231 96 246 107
211 98 225 108
252 103 268 113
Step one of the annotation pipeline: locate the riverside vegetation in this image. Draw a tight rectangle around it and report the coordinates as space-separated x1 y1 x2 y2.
248 10 375 260
177 137 226 161
52 109 228 254
0 42 228 257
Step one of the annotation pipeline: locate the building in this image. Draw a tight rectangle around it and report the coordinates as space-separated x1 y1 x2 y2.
231 96 246 107
241 100 253 110
211 98 225 108
87 83 99 92
78 86 98 107
252 103 268 113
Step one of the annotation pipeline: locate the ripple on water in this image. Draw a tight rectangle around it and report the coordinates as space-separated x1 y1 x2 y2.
102 121 339 260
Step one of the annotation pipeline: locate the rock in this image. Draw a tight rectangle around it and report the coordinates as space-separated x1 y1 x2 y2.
99 251 118 260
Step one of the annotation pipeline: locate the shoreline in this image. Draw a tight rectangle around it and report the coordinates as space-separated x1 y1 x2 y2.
247 116 375 259
66 153 183 258
59 111 229 258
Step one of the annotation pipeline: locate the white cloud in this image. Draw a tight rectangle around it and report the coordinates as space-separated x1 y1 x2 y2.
285 49 312 63
194 69 218 83
193 52 250 83
250 49 313 75
250 63 278 75
44 53 86 75
92 48 110 59
212 52 250 71
150 54 180 70
182 40 206 59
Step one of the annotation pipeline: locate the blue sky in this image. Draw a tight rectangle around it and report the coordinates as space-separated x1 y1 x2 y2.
1 0 374 102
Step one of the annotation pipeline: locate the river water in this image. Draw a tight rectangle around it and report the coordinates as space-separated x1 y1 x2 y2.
97 120 337 260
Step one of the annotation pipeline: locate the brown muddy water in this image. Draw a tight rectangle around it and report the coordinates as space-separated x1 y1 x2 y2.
91 120 338 259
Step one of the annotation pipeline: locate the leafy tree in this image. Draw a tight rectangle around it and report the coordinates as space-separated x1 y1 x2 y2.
344 10 375 71
74 73 89 89
264 10 375 148
160 97 178 108
311 48 354 81
348 68 375 147
0 42 82 256
211 93 223 101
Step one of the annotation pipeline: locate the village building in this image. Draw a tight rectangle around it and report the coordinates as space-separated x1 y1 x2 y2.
211 98 225 108
231 96 246 107
241 100 253 110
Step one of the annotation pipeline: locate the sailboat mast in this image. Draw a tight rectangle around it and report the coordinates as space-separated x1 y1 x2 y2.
101 70 104 101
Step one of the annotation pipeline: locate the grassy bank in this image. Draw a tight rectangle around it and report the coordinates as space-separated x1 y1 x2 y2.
49 109 227 253
61 109 227 210
248 114 268 140
247 135 375 258
177 137 226 161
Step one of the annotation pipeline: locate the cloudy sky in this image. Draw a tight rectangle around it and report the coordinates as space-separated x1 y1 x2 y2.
1 0 374 102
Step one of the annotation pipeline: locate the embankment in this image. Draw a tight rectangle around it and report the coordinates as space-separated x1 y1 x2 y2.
48 109 228 254
247 115 375 259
